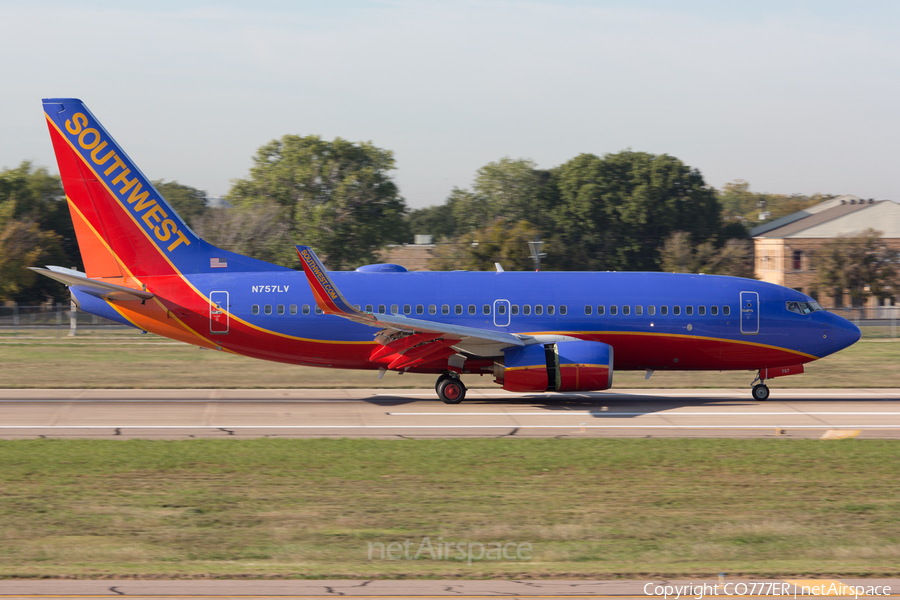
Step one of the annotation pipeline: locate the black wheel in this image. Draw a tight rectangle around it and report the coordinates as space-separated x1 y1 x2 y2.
435 373 452 394
438 378 466 404
752 384 770 401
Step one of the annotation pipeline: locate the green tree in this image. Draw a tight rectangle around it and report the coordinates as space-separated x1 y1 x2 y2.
152 180 208 226
226 135 408 270
429 219 541 271
406 203 457 242
0 162 77 302
815 229 899 308
549 151 721 271
473 157 551 224
410 157 556 243
718 180 831 226
660 231 754 278
192 201 292 266
0 199 65 302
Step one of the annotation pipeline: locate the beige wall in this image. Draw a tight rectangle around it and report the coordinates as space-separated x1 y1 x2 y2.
753 237 900 309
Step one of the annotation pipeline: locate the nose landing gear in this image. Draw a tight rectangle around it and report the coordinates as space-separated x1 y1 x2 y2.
752 383 770 401
751 371 769 401
436 373 466 404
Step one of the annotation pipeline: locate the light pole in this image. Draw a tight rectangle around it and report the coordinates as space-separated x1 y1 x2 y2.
527 239 546 272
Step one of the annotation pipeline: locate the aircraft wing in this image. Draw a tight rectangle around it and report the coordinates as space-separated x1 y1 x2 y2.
29 266 154 301
295 245 529 353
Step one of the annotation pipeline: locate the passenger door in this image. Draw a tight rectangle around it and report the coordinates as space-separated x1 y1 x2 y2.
740 291 759 335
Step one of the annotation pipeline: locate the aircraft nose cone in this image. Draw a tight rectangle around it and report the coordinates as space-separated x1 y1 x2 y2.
831 315 861 351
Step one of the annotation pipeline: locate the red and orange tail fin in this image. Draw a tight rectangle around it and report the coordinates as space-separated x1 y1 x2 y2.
43 98 290 279
43 99 199 279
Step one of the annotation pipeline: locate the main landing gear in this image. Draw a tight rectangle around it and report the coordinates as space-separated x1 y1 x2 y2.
751 371 770 401
436 373 467 404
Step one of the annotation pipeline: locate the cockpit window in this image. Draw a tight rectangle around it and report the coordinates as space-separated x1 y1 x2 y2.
786 301 823 315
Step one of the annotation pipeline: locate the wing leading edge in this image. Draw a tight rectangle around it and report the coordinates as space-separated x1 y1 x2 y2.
294 245 528 356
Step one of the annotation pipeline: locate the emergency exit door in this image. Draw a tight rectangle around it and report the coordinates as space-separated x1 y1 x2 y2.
210 291 229 334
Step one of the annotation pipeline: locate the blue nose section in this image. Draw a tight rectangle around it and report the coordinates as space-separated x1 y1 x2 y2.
832 315 861 352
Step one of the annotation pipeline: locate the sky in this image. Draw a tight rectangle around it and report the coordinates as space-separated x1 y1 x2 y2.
2 0 900 208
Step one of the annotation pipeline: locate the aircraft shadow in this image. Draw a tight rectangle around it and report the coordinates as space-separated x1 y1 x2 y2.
361 390 891 418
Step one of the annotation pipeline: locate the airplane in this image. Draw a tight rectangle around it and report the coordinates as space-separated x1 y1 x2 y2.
34 98 862 403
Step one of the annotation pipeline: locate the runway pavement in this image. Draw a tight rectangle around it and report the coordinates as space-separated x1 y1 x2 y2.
1 388 899 439
0 577 896 598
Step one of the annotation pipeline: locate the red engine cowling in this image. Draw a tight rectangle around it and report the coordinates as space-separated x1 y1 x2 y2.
500 341 614 392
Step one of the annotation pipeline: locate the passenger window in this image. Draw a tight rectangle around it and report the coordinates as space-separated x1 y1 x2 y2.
428 305 436 315
547 305 555 316
468 305 476 315
635 305 643 315
523 305 531 315
648 305 655 316
673 306 681 316
483 304 491 315
302 304 310 315
455 305 463 315
535 305 544 316
559 305 567 315
290 304 297 315
277 304 285 315
610 305 618 316
497 304 507 315
251 305 259 315
391 304 399 314
511 305 519 315
404 304 412 315
686 306 693 316
354 305 360 310
597 305 605 315
585 305 593 315
378 304 386 314
698 306 706 316
416 305 424 315
365 304 373 313
264 304 272 315
441 304 449 315
660 305 668 315
711 305 719 316
723 305 730 316
622 305 630 316
315 307 323 315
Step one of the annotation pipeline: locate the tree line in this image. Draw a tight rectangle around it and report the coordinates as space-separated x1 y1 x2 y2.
2 136 893 306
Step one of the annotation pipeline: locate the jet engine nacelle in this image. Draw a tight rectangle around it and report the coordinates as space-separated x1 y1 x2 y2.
500 340 614 392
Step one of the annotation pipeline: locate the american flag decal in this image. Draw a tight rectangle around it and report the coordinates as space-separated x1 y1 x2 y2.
210 257 228 268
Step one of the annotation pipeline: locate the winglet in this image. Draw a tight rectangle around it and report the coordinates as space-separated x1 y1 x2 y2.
295 245 369 318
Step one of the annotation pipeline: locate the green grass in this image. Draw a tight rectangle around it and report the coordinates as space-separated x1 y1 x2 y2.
0 438 899 578
0 333 897 388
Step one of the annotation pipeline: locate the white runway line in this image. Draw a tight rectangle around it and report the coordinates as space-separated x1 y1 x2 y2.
0 424 899 429
386 411 900 416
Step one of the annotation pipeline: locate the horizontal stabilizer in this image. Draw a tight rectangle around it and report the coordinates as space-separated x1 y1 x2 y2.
29 266 154 301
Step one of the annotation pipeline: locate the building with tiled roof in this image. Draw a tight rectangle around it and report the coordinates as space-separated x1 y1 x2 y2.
751 196 900 311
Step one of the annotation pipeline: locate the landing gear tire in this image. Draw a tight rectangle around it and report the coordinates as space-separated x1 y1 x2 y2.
435 373 452 394
752 384 770 401
437 377 466 404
